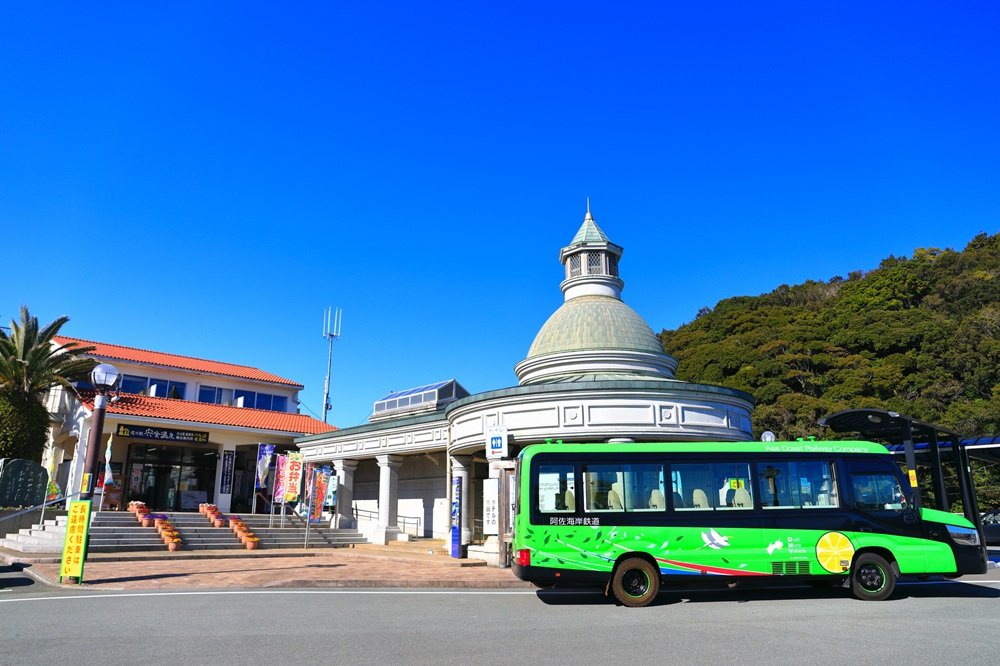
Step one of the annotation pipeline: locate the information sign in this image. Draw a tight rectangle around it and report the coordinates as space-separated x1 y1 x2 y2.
220 450 235 495
483 478 499 536
486 425 508 460
59 500 91 583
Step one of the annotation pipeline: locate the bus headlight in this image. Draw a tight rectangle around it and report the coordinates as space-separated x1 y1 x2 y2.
947 525 980 546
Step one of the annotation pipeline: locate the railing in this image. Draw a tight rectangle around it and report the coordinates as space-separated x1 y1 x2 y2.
0 491 84 532
352 508 423 537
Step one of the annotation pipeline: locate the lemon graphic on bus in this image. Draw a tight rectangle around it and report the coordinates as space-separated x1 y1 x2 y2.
816 531 855 573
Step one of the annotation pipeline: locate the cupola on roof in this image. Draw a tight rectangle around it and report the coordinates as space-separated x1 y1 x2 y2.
515 207 678 385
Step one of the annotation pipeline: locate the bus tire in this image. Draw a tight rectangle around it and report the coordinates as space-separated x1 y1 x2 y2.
611 557 659 607
851 553 895 601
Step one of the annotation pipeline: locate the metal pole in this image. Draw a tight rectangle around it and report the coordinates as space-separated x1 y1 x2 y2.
900 419 922 509
81 395 108 502
322 307 341 424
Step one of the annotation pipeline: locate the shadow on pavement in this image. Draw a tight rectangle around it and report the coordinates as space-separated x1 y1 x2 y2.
534 578 1000 606
62 562 347 585
0 564 40 589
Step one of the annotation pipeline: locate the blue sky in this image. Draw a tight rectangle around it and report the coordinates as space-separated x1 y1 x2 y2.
3 2 998 428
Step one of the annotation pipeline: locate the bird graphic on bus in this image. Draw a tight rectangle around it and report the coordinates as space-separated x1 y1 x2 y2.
699 529 730 549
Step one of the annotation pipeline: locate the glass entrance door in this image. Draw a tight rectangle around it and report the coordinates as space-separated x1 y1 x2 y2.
125 443 218 511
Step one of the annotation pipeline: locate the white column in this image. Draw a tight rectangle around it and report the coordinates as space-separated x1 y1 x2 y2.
450 455 474 546
372 455 403 544
333 459 358 529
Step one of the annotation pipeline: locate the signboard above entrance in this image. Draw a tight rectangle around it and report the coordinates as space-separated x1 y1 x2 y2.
116 424 209 444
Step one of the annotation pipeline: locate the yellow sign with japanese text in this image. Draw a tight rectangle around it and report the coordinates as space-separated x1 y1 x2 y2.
59 500 92 583
284 452 304 502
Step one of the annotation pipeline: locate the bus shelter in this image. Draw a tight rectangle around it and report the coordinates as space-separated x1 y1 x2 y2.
818 409 982 526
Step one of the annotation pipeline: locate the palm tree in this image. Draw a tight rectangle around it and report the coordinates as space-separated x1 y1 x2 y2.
0 306 96 461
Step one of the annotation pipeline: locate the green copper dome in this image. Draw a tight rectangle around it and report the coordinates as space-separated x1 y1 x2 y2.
526 295 668 358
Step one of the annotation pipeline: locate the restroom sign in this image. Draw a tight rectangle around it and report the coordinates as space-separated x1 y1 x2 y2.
486 425 508 460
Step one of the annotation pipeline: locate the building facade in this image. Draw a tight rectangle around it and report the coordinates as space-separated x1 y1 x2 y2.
296 209 756 563
45 338 333 513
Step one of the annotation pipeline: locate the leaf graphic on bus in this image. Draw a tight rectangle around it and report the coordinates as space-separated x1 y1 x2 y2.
675 535 684 541
543 535 551 544
557 559 564 564
721 557 730 564
595 531 603 540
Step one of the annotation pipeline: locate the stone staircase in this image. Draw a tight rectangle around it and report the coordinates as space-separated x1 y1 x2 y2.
0 515 68 553
1 510 368 555
89 510 369 552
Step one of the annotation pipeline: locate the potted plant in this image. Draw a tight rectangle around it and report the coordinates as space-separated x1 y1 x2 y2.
165 537 182 551
244 536 260 550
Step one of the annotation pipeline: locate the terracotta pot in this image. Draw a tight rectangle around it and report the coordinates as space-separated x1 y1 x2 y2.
245 540 259 550
167 541 181 551
142 517 154 528
214 518 225 528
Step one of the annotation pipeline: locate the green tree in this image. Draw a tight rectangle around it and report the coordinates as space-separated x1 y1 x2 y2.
0 306 95 462
659 232 1000 509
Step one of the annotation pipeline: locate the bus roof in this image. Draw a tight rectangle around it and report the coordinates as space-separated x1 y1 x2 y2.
519 440 890 459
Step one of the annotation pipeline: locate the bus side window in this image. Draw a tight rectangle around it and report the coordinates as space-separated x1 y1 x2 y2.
673 463 713 510
583 464 622 512
537 464 576 513
851 472 904 511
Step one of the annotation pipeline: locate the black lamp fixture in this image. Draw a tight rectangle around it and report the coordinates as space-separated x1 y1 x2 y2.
81 363 121 502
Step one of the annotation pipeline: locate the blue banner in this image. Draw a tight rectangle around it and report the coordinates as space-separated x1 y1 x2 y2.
255 443 274 489
450 476 462 558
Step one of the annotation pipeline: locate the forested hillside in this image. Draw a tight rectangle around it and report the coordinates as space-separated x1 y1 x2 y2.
659 232 1000 507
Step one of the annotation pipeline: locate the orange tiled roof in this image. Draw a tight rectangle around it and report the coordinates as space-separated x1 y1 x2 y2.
79 392 336 436
54 336 302 388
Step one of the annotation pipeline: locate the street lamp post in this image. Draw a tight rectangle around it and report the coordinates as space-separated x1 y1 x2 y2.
80 363 120 502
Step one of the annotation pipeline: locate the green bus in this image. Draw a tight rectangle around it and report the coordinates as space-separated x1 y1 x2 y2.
511 439 988 607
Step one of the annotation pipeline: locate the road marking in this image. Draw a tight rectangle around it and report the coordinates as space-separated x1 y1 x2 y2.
0 589 539 603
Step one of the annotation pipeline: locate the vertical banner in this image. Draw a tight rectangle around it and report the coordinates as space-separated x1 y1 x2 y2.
59 500 91 583
450 476 462 558
284 452 303 502
483 477 499 536
274 455 288 500
220 450 235 495
255 443 275 489
309 469 330 524
325 474 338 507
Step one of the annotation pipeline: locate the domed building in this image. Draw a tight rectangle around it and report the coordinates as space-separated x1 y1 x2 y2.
296 207 754 563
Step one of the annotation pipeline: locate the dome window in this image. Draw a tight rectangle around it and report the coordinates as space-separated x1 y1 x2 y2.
569 254 582 278
587 252 604 275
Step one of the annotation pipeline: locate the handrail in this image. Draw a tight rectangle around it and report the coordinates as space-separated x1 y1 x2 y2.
352 507 423 537
0 491 84 533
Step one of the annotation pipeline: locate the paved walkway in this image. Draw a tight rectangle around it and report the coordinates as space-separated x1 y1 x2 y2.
1 545 534 591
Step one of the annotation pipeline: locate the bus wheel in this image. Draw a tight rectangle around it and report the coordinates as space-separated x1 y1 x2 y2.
611 557 659 607
851 553 894 601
